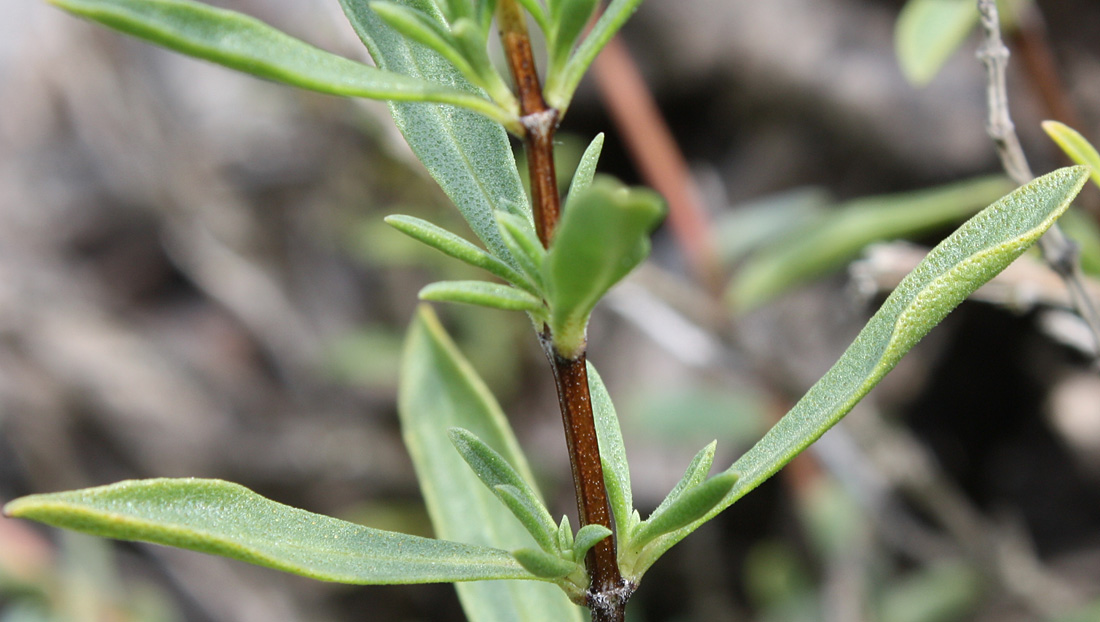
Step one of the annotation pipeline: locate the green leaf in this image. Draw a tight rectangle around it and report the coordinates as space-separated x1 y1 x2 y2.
636 166 1089 578
544 177 666 357
586 362 633 537
651 441 717 518
385 215 538 294
894 0 979 86
556 515 574 552
512 548 576 579
419 280 545 313
728 175 1015 310
545 0 645 111
49 0 512 124
1042 121 1100 189
514 0 551 34
370 2 473 77
564 133 605 208
497 212 547 289
570 524 613 564
446 427 558 552
548 0 600 76
3 479 532 584
339 0 532 266
400 306 583 621
628 472 738 553
451 18 516 108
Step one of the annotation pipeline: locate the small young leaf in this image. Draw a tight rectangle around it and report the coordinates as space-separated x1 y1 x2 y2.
545 0 645 111
451 18 517 108
3 479 533 584
556 515 574 552
894 0 979 86
635 166 1090 578
50 0 512 124
651 441 717 518
570 524 613 564
512 548 577 579
497 213 547 288
401 306 583 620
587 362 633 537
419 280 545 313
629 472 738 551
385 215 538 294
544 177 666 357
448 428 558 549
1042 121 1100 189
564 133 605 208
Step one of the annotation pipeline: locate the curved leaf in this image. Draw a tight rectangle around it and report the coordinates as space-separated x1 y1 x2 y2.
339 0 531 266
3 479 531 584
570 524 613 564
634 166 1089 578
400 306 583 621
49 0 511 123
565 133 605 208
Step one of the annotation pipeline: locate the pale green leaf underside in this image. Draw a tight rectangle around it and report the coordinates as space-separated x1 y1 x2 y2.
49 0 507 121
1043 121 1100 190
400 306 583 621
895 0 978 86
637 166 1089 575
3 479 530 584
339 0 531 268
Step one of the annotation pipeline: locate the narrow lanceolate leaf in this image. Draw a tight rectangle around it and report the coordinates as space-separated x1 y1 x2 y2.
634 166 1089 578
728 175 1014 310
587 362 632 538
384 215 537 295
447 427 558 552
370 1 474 78
400 306 583 621
3 479 531 584
339 0 532 268
651 441 717 518
894 0 979 86
1042 121 1100 189
545 0 645 112
565 133 605 208
548 0 600 75
49 0 509 123
419 280 545 313
629 472 738 552
545 177 666 358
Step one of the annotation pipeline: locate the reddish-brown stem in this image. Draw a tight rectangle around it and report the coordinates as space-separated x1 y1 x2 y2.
496 1 627 618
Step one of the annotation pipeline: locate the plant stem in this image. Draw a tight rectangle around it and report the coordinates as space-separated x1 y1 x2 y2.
497 0 560 247
496 2 629 618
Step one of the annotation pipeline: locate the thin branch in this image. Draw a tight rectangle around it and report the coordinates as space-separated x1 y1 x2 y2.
976 0 1100 359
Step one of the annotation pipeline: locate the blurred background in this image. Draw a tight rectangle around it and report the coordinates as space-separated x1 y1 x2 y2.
2 0 1100 620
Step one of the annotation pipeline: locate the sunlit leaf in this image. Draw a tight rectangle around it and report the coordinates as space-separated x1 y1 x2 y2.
3 479 532 584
